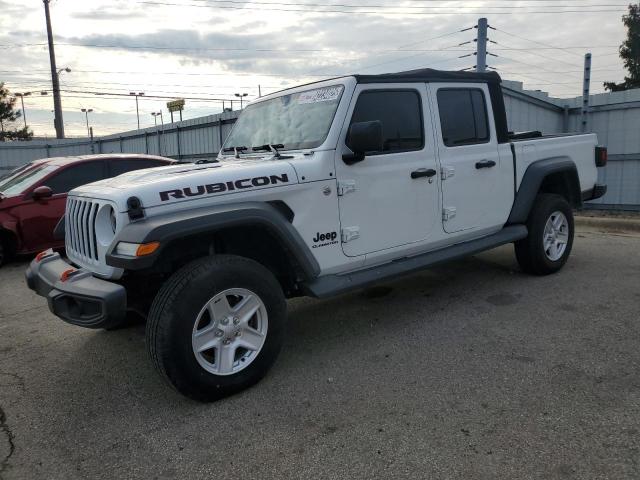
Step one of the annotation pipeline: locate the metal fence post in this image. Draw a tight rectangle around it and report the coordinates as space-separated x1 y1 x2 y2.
176 125 182 160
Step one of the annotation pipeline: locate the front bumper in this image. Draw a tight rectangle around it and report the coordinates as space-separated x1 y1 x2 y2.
25 250 126 329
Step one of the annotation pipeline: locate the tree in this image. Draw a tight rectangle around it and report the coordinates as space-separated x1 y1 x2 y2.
0 83 33 141
604 4 640 92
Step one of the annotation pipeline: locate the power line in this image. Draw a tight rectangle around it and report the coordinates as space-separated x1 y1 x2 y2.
190 0 631 9
492 26 589 58
136 1 628 15
0 42 479 54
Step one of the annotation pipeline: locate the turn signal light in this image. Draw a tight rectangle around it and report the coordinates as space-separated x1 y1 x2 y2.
136 242 160 257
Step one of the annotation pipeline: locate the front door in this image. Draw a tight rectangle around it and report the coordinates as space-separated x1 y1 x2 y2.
335 84 440 257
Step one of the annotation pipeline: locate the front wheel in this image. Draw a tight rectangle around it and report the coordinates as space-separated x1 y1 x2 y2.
146 255 286 402
515 193 575 275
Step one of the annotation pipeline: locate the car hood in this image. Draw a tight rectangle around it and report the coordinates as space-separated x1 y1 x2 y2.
69 158 299 211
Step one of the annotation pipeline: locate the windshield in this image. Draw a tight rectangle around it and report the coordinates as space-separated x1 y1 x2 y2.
223 85 344 153
0 164 58 196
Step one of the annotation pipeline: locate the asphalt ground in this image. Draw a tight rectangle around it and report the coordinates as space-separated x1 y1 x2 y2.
1 226 639 479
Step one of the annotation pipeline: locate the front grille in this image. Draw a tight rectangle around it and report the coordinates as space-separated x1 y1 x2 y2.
66 197 100 263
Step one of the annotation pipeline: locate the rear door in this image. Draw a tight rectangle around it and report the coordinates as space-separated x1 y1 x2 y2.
335 84 440 257
429 83 505 234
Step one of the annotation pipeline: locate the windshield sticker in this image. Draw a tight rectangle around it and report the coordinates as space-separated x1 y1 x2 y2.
298 87 343 104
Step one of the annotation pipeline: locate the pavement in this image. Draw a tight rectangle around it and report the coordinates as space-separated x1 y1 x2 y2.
1 226 639 480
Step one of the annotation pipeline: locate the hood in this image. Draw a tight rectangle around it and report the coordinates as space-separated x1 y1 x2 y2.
69 158 299 211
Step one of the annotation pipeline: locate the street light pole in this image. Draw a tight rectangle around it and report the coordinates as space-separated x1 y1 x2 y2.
235 93 248 109
81 108 93 138
130 92 144 129
15 92 32 128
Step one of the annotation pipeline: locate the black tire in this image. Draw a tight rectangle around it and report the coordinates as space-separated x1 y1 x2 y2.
515 193 574 275
0 233 16 268
146 255 286 402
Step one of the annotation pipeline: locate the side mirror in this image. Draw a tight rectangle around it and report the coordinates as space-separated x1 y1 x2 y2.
343 120 383 165
32 186 53 200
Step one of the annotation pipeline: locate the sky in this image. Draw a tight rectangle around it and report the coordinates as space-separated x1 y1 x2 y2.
0 0 631 137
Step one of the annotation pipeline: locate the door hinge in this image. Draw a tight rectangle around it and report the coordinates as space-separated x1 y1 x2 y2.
337 180 356 196
341 227 360 243
441 166 455 181
442 207 457 221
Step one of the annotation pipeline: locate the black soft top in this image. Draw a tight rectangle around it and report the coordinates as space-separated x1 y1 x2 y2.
354 68 502 85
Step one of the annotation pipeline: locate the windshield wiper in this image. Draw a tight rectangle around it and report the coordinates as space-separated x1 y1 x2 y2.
222 146 248 158
252 143 285 158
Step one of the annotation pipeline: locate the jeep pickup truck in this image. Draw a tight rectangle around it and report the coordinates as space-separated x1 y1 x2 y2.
26 68 608 401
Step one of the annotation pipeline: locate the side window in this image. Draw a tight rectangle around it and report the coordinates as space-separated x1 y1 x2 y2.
437 89 489 147
347 90 423 153
43 161 105 194
110 159 166 177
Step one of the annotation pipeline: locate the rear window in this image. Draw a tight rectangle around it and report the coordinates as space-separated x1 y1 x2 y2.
437 89 489 147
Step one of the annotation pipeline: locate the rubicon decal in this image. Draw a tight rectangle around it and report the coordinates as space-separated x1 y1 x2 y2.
159 174 290 201
312 231 339 249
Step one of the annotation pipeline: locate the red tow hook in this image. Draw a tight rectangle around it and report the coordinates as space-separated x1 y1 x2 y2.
35 250 53 263
60 268 78 282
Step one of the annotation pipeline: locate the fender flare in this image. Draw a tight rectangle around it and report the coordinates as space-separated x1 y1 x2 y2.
507 158 581 225
105 202 320 280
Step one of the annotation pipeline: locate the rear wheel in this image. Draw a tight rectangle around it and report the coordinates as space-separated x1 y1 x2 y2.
515 193 574 275
146 255 286 402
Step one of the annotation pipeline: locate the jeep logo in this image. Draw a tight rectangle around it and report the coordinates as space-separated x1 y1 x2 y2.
159 174 289 201
313 232 337 243
312 231 339 249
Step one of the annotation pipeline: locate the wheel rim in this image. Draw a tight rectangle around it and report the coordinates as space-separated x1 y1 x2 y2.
191 288 268 376
543 210 569 261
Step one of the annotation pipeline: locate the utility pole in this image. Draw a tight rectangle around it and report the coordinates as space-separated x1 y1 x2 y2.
581 53 592 133
476 17 488 73
43 0 65 139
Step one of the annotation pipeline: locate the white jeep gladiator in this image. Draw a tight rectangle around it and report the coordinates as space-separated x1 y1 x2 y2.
27 68 608 401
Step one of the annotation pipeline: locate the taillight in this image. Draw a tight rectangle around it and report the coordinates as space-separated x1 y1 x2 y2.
595 146 608 167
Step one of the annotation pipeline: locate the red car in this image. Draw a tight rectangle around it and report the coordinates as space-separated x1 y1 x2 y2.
0 154 175 266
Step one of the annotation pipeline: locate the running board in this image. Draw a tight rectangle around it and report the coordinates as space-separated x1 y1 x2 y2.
303 225 528 298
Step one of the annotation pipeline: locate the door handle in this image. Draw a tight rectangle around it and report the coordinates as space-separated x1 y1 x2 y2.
475 160 497 169
411 169 437 179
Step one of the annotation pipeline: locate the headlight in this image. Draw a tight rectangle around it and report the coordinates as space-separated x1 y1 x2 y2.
95 205 117 246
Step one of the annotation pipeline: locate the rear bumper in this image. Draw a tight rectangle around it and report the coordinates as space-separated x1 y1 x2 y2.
582 184 608 202
25 250 126 329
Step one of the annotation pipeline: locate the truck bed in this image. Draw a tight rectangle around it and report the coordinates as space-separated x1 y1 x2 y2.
510 133 599 195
